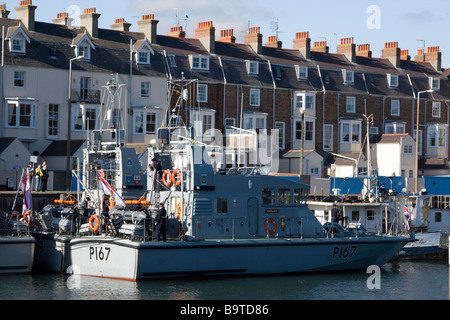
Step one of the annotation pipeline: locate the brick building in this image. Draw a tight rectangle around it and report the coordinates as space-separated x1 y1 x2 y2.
0 1 449 190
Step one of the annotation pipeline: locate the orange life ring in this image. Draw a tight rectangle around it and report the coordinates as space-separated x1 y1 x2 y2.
23 211 32 226
162 169 173 186
89 215 100 232
172 169 182 186
265 218 277 235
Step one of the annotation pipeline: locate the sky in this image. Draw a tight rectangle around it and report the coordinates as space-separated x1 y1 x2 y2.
5 0 450 67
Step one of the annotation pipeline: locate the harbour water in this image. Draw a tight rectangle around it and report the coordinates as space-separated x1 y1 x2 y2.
0 260 447 300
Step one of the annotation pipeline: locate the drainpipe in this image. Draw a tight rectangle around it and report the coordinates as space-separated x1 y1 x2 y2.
317 65 326 154
267 61 277 129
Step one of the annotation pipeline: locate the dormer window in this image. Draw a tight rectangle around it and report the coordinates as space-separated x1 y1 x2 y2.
6 26 30 54
134 38 154 66
191 55 209 70
429 77 440 90
246 60 259 75
296 66 308 80
387 74 399 87
72 32 95 61
342 69 354 83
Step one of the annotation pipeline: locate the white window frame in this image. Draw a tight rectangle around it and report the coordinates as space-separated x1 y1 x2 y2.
133 109 159 134
141 82 151 98
427 124 447 148
342 69 354 83
346 96 356 113
296 66 308 80
432 102 441 118
191 109 215 137
340 120 361 144
429 77 440 90
385 123 405 134
246 60 259 75
225 117 236 129
72 105 98 131
275 121 285 149
388 74 399 87
391 100 400 116
191 55 209 70
414 129 423 155
294 118 315 142
403 145 413 154
369 126 379 135
138 50 150 65
323 124 333 151
14 71 25 88
47 103 59 138
250 88 260 106
168 54 177 67
197 84 208 102
295 92 316 110
5 100 36 128
244 114 267 132
12 38 25 53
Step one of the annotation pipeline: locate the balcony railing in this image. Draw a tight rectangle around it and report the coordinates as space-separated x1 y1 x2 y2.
71 89 101 104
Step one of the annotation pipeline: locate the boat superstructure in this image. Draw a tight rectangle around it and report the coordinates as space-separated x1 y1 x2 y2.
68 78 412 281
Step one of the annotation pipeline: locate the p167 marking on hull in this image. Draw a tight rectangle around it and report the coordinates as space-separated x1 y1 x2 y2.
332 246 357 259
89 246 111 261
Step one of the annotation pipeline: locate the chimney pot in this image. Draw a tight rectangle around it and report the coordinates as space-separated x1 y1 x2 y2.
0 4 10 18
110 18 131 32
218 29 236 43
167 26 186 38
312 41 329 53
425 46 442 72
293 31 311 59
53 12 73 27
265 36 282 48
337 37 356 62
382 41 401 68
356 44 372 58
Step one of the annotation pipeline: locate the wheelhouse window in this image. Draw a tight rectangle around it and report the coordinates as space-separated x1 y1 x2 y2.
278 188 292 205
262 188 276 205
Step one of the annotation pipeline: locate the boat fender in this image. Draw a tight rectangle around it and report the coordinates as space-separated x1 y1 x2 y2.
265 218 277 235
23 211 32 226
172 169 182 186
162 169 173 186
89 215 100 232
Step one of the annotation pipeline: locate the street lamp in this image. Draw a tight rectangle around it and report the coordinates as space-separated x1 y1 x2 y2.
66 56 83 191
414 89 434 194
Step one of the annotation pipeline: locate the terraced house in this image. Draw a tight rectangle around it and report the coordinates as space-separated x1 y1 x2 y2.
0 1 449 192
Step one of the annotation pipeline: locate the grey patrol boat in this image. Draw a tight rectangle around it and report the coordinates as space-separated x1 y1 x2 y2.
70 125 412 281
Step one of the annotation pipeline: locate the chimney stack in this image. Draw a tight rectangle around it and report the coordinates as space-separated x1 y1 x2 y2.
137 14 159 44
15 0 37 31
425 46 442 72
217 29 235 43
167 26 186 38
52 12 73 27
400 49 411 62
110 18 131 32
382 42 401 68
293 32 311 59
0 4 10 19
265 36 282 49
312 41 329 53
80 8 101 38
415 49 425 62
245 27 262 54
195 21 215 53
337 37 356 62
356 44 372 58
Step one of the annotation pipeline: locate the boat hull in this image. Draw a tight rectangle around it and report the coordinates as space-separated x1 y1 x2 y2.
32 233 73 273
70 236 411 281
0 236 35 274
396 232 448 260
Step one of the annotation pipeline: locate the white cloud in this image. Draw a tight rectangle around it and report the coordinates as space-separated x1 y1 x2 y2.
130 0 275 41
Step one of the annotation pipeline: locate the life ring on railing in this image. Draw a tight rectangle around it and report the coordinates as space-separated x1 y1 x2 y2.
89 215 100 232
162 169 173 186
23 211 32 226
265 218 277 235
172 169 182 186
